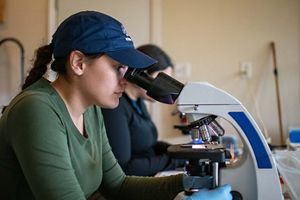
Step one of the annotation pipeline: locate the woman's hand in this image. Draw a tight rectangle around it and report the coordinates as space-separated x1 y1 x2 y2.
186 184 232 200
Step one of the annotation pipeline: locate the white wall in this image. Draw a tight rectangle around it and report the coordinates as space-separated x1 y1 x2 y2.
0 0 48 111
158 0 300 145
0 0 299 146
55 0 151 47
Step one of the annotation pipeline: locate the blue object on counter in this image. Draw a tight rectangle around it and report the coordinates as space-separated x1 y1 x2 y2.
289 129 300 143
221 135 240 156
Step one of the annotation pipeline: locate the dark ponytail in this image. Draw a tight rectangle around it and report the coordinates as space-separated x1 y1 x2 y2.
22 44 53 90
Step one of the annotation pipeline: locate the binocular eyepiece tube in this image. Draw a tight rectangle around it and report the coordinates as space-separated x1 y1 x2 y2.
124 68 184 104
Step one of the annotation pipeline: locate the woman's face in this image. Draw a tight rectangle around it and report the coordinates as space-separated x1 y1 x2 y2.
80 54 128 108
139 66 173 102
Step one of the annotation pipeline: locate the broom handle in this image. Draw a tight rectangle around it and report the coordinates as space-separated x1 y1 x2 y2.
270 41 284 145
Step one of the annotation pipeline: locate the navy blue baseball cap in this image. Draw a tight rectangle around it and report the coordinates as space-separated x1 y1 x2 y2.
51 11 156 68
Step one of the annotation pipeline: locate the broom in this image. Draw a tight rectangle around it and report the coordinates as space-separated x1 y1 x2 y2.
270 41 284 146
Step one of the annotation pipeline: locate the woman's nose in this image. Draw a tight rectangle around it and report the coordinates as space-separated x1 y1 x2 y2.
120 76 128 86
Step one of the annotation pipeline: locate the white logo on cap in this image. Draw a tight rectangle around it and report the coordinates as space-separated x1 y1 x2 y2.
121 24 132 41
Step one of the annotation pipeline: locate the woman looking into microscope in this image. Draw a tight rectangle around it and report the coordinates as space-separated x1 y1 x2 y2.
102 44 185 176
0 11 232 200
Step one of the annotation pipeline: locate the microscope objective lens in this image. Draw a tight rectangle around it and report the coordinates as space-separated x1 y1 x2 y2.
199 124 211 142
209 120 225 136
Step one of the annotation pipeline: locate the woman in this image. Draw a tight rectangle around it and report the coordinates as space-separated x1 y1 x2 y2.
102 44 183 176
0 11 232 200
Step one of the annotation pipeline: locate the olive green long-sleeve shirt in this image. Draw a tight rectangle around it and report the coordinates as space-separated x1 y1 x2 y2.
0 78 183 200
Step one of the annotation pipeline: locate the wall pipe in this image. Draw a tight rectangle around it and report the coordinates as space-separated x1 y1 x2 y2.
0 37 25 85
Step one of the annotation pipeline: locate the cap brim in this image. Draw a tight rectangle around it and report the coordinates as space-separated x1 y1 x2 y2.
106 48 157 68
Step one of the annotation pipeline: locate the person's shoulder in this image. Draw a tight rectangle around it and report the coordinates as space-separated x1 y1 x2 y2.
10 90 49 108
15 78 56 106
3 92 52 121
3 80 58 118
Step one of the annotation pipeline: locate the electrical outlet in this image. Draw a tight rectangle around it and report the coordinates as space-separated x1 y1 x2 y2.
175 63 191 78
239 61 252 78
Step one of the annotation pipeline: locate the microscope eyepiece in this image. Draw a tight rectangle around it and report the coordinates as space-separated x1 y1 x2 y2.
124 68 184 104
124 68 153 90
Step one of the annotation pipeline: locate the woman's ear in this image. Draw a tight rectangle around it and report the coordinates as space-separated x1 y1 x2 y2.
69 50 85 76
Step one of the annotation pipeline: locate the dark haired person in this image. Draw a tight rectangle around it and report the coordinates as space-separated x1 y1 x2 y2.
102 44 183 176
0 11 232 200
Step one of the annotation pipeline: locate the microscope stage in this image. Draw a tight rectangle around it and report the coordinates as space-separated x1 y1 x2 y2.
167 144 226 162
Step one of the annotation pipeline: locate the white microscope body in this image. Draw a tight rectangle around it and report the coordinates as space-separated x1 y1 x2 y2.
176 82 283 200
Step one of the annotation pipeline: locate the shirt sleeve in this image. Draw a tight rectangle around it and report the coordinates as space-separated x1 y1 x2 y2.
7 94 86 200
117 174 184 200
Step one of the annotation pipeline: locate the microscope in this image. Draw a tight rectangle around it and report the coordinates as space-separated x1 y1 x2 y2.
124 68 283 200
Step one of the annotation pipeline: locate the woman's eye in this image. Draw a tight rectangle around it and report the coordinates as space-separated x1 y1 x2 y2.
117 65 125 70
116 65 128 77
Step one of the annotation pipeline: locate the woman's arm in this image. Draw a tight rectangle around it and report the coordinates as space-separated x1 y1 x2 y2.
118 174 183 200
